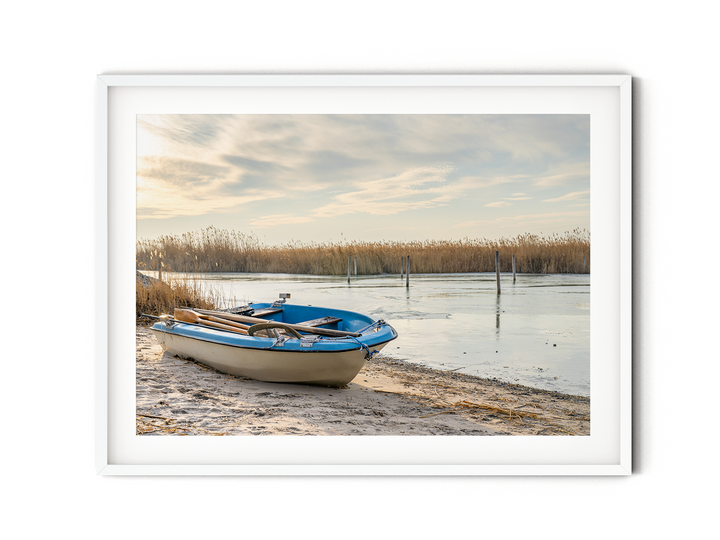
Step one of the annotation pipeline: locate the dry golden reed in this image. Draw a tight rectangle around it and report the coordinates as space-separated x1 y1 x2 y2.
136 226 590 276
136 272 217 319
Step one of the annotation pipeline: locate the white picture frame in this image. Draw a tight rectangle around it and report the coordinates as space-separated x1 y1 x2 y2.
97 74 632 475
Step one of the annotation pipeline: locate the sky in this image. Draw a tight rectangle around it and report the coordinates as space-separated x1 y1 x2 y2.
136 114 589 244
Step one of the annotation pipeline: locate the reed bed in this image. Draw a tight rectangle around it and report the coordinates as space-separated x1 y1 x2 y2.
136 271 217 319
137 226 590 275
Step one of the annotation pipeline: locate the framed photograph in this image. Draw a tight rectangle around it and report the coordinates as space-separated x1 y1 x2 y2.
96 74 633 477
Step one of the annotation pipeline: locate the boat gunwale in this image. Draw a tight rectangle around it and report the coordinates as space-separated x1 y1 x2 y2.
150 324 398 354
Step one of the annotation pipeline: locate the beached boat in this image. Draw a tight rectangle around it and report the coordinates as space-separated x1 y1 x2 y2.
148 299 398 387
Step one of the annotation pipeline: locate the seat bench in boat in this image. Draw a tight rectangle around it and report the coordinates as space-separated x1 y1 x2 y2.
295 316 343 328
251 307 283 318
251 310 342 330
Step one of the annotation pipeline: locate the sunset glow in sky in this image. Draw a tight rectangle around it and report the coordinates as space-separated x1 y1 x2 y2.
136 114 589 243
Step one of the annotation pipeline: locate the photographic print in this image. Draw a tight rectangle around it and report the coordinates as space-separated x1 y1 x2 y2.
135 113 591 437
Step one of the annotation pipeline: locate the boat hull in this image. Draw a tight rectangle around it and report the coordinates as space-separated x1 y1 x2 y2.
152 329 384 387
149 303 397 387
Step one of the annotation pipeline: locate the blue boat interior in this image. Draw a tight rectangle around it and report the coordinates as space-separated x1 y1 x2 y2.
152 303 397 353
248 303 367 332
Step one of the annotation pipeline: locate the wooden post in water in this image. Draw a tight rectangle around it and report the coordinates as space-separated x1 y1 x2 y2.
158 253 162 282
400 256 404 278
495 250 501 295
583 255 587 273
354 256 357 276
406 255 410 287
512 254 516 283
347 257 351 284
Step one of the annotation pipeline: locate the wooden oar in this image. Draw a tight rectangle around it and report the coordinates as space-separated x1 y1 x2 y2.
174 308 249 335
198 312 251 331
201 312 283 338
143 313 278 339
194 308 362 338
175 309 283 338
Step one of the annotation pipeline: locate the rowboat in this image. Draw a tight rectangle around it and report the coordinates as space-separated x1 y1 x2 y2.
148 299 398 387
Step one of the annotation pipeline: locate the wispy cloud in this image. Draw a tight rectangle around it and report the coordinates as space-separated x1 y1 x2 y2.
137 156 230 186
531 162 589 187
458 174 529 188
247 214 316 228
543 190 590 203
454 210 589 230
136 183 283 220
136 154 285 219
503 196 532 201
311 166 458 218
485 201 512 207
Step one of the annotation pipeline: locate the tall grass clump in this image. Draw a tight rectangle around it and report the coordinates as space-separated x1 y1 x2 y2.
136 271 217 322
137 226 590 276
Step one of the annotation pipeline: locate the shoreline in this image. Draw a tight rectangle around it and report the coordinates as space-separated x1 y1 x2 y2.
136 325 589 436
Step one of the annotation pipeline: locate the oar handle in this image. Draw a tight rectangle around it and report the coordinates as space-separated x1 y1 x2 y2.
141 314 249 337
174 308 248 334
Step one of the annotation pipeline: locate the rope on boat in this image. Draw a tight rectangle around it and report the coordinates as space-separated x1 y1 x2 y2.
346 336 379 360
350 320 386 358
158 314 174 348
355 319 387 334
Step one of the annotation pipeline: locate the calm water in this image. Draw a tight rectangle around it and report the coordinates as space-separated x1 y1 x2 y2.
149 271 590 397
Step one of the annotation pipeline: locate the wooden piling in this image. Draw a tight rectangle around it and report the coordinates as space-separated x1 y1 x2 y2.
512 254 516 283
158 253 162 282
400 256 404 278
583 255 587 273
347 257 351 284
354 256 357 276
495 250 501 294
406 255 410 287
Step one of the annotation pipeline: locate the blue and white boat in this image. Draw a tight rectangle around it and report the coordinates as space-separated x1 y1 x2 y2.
149 298 397 387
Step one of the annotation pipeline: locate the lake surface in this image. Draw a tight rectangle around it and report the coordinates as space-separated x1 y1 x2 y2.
149 271 590 397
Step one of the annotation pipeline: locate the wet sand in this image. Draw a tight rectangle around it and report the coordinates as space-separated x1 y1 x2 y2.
136 325 590 436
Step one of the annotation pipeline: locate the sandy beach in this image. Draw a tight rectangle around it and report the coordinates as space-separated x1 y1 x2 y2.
136 325 590 436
